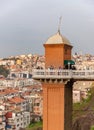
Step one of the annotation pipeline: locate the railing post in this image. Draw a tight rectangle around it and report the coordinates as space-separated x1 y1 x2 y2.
70 70 72 78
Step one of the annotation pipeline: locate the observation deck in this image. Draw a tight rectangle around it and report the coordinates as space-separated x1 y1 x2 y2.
32 69 94 81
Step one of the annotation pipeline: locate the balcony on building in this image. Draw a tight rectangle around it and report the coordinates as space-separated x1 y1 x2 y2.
32 68 94 81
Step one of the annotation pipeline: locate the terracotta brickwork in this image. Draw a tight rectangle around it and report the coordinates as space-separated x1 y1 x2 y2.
42 82 73 130
64 82 73 130
42 83 64 130
64 45 72 60
42 32 73 130
44 44 64 68
44 44 72 68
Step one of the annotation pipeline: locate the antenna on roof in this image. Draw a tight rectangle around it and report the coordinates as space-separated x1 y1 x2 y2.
58 16 62 34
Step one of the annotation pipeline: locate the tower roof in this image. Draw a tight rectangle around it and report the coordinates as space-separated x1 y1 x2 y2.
45 31 71 45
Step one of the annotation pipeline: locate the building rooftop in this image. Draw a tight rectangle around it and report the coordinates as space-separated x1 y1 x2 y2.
45 31 71 45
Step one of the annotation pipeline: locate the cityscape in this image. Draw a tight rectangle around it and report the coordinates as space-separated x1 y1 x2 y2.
0 32 94 130
0 1 94 130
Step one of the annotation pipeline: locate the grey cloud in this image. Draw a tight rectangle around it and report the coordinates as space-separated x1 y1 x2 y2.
0 0 94 58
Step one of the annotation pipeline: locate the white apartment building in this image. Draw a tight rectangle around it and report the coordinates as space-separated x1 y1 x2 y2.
0 79 34 88
0 105 6 130
6 111 30 130
73 90 81 103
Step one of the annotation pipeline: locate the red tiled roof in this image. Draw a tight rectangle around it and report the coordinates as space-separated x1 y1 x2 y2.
8 96 25 104
4 89 18 94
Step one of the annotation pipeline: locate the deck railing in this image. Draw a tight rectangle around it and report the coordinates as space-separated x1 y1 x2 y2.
32 69 94 80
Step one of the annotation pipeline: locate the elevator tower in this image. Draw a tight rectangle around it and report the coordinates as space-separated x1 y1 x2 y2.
33 29 74 130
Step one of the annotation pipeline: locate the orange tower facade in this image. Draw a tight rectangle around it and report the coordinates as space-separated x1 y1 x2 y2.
44 32 72 68
42 31 73 130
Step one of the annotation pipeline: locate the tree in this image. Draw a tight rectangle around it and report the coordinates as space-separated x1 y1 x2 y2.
91 126 94 130
0 65 10 77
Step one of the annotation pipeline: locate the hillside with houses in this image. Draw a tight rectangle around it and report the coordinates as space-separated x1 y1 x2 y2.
0 53 94 130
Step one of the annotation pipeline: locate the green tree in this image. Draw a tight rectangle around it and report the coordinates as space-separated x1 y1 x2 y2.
91 126 94 130
0 65 10 77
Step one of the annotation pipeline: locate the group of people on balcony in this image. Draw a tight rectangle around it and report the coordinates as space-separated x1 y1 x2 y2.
36 64 76 70
35 64 76 76
47 64 76 70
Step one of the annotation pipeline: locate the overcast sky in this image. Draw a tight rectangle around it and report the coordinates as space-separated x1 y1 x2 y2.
0 0 94 58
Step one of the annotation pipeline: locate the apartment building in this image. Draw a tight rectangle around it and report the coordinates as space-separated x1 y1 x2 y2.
73 81 92 103
6 111 30 130
0 104 6 130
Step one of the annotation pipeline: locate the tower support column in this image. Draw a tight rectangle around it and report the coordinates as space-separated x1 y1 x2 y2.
42 80 73 130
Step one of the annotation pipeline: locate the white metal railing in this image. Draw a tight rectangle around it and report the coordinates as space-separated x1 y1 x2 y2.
32 69 94 80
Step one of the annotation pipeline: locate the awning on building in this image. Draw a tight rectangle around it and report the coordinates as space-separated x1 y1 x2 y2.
64 60 75 65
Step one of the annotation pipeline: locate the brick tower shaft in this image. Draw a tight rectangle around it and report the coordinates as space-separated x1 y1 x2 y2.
42 32 73 130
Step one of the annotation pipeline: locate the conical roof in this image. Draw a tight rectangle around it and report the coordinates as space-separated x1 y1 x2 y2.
45 31 71 45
